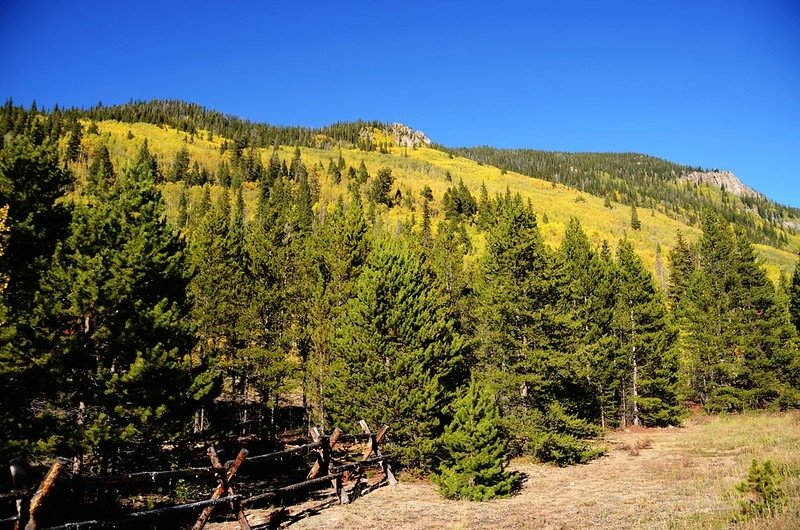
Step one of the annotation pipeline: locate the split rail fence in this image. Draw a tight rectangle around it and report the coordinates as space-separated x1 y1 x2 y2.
1 420 396 529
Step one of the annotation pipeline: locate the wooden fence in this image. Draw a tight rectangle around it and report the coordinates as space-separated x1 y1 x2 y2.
1 421 396 529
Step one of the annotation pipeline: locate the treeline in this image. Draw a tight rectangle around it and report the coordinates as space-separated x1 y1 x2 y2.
1 102 800 501
77 99 385 150
444 146 798 249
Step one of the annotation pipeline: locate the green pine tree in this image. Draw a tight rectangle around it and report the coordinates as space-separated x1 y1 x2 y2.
667 231 694 313
558 218 618 427
790 256 800 334
169 146 190 182
680 211 798 411
630 204 641 230
36 160 194 471
326 237 465 470
613 240 683 426
0 135 72 460
435 378 514 501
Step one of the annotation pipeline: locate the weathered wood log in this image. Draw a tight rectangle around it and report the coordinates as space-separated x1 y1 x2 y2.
360 423 390 460
241 473 342 507
381 459 398 486
25 458 67 530
244 441 320 465
330 427 343 448
192 448 248 530
375 424 389 443
41 494 243 530
331 455 388 474
0 489 32 501
206 447 250 530
77 467 224 487
10 458 30 530
1 515 19 525
307 427 343 480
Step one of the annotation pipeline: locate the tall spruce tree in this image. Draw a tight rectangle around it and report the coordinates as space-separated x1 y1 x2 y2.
326 237 465 470
0 135 72 459
188 188 249 413
613 240 682 426
35 160 194 471
305 194 370 425
476 194 598 464
789 256 800 335
681 211 798 411
667 231 694 313
558 219 618 427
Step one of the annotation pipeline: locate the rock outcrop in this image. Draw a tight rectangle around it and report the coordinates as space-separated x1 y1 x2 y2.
682 170 761 199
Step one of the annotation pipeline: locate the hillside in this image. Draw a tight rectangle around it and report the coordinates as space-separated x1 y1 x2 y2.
3 100 800 530
75 118 799 282
444 146 800 251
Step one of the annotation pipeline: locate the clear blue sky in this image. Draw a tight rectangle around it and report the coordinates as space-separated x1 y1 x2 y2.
2 1 799 205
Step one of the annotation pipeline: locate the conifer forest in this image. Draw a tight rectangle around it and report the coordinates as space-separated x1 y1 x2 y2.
1 100 799 512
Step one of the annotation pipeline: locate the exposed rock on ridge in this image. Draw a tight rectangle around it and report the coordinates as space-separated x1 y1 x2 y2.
388 123 431 148
682 170 761 199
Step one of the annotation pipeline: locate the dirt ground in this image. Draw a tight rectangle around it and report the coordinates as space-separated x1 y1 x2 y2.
208 412 800 530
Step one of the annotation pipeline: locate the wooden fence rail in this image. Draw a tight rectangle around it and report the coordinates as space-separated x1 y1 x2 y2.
1 421 396 530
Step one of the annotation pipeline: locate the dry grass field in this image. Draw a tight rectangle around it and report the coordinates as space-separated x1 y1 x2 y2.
210 411 800 529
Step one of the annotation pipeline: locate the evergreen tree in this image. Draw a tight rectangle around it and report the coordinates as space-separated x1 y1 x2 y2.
0 136 72 459
169 187 186 233
217 160 231 187
190 184 212 232
476 194 597 463
305 194 370 425
681 211 798 410
66 120 82 162
630 204 641 230
355 160 369 184
266 146 281 186
368 167 394 206
135 139 161 183
667 231 694 312
169 146 190 182
790 256 800 334
558 219 618 427
421 198 432 249
188 186 256 431
243 177 303 421
442 179 478 220
36 160 194 471
613 240 682 426
326 238 465 470
476 182 491 229
435 378 514 501
88 145 114 192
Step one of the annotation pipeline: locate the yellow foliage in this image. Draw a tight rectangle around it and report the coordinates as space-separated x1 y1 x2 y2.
84 120 799 282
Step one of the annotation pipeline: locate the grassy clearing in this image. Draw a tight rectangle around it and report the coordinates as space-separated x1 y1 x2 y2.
213 411 799 529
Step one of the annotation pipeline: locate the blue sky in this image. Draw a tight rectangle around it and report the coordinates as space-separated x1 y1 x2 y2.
2 1 799 205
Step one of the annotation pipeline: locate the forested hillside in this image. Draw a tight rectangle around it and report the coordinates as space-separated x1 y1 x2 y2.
1 100 799 499
445 146 800 249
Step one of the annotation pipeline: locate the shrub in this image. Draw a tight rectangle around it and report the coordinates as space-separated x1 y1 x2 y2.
434 379 514 501
735 458 786 518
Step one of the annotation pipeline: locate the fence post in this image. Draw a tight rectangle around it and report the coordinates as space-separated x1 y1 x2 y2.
192 448 248 530
25 457 67 530
10 458 29 530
